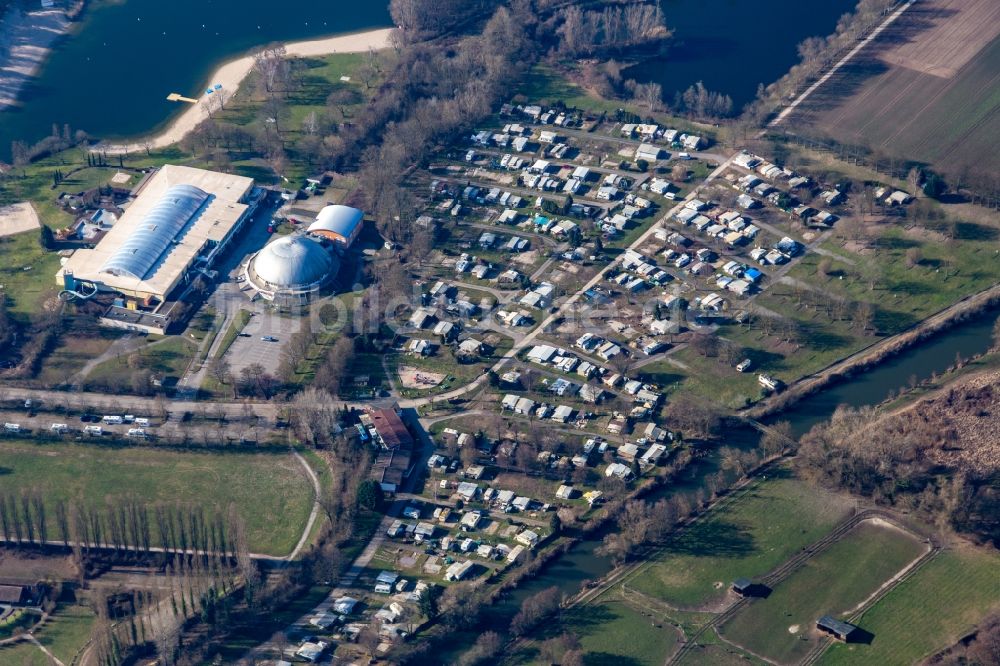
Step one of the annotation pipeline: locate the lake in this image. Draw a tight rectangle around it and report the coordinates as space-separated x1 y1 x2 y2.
624 0 856 111
0 0 391 159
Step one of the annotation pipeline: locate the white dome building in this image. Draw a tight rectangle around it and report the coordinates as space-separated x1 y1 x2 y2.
245 235 336 304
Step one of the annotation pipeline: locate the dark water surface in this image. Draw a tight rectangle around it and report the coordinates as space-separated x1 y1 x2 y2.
624 0 855 110
0 0 391 157
777 310 1000 437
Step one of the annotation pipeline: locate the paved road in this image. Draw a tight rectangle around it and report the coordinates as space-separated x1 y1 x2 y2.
395 151 740 410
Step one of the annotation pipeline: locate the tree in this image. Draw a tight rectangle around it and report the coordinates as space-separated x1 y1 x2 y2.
417 584 442 619
39 224 55 249
252 45 289 96
356 479 385 512
923 172 946 199
509 587 562 637
907 167 923 198
458 631 502 666
671 164 687 182
854 300 875 334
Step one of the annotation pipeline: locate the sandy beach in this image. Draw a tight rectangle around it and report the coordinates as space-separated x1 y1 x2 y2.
97 27 394 154
0 8 71 109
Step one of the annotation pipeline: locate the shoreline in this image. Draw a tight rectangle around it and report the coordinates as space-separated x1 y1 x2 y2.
0 7 73 110
95 27 394 154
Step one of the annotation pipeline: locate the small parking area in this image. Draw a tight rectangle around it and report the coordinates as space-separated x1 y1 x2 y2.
225 312 301 376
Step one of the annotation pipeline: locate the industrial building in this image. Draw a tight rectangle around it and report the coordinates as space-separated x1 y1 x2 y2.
307 204 364 248
56 165 261 332
243 234 337 305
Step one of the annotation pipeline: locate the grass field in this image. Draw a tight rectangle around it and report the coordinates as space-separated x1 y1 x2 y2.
625 472 855 609
83 336 196 391
0 604 93 665
213 308 253 361
0 439 313 556
720 520 927 664
676 628 768 666
511 598 680 666
0 229 62 319
818 546 1000 665
32 327 121 386
31 604 96 664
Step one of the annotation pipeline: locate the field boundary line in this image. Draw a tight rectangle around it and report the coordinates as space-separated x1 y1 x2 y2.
799 543 942 666
769 0 917 127
667 509 905 665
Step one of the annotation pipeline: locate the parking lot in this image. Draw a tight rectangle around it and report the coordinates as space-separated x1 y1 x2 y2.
224 312 302 377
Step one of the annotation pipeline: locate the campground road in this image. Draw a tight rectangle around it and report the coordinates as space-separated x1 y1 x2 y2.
396 150 740 410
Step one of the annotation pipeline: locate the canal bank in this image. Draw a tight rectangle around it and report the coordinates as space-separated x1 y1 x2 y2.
749 283 1000 433
433 301 999 663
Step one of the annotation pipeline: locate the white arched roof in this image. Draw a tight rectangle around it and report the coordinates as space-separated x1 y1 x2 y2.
100 184 210 280
308 205 363 239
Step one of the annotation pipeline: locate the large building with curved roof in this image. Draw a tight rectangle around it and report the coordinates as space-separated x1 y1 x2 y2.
57 165 258 307
308 204 363 248
244 235 337 304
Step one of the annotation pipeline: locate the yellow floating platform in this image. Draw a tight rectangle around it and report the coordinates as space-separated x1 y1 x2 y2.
166 93 198 104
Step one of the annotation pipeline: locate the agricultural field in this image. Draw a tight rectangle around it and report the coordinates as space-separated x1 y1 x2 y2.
818 546 1000 665
719 520 928 665
0 439 314 556
790 0 1000 180
624 471 854 609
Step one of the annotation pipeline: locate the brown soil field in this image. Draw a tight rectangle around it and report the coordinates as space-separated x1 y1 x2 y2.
880 0 1000 77
789 0 1000 180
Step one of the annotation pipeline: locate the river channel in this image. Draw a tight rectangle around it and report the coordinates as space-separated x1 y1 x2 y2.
436 310 998 663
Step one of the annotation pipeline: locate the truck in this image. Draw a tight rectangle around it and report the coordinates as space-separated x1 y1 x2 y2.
102 415 123 425
50 423 69 434
84 425 103 436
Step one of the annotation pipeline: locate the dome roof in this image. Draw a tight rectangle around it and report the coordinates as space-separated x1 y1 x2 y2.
250 235 334 289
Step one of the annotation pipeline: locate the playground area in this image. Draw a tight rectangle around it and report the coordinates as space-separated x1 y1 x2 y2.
398 365 446 389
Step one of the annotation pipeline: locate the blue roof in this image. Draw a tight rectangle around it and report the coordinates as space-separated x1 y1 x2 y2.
745 268 763 281
100 184 210 281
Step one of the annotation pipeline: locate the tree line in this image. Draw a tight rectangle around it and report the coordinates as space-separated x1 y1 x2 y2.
796 383 1000 545
0 492 251 559
556 2 669 56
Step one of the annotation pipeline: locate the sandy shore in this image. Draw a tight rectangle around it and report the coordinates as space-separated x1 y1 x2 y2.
97 27 394 154
0 8 71 109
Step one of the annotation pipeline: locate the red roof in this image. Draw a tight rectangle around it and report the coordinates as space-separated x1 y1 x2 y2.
370 408 413 450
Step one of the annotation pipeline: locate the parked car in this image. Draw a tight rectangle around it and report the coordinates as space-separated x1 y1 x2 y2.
261 336 278 342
